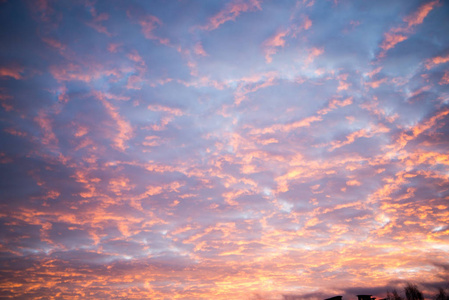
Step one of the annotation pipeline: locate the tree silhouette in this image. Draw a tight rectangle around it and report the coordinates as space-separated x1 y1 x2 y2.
387 289 403 300
404 283 423 300
434 287 449 300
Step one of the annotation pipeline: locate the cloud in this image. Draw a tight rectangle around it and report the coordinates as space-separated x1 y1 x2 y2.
263 29 290 63
306 47 324 64
0 66 24 79
199 0 261 31
1 1 449 299
262 15 313 63
128 11 170 45
84 2 112 36
404 0 440 27
439 70 449 85
378 0 440 58
34 110 59 149
194 42 208 56
49 63 120 83
96 92 133 151
425 53 449 69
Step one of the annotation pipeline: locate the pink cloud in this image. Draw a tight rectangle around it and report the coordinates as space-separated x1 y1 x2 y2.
305 46 324 64
365 77 388 89
365 66 383 78
4 127 28 137
199 0 261 31
302 15 312 30
233 72 278 104
143 104 184 132
49 64 97 82
0 66 24 80
41 37 66 52
142 136 162 147
0 90 14 112
263 29 289 63
0 152 13 164
96 91 130 102
147 104 183 116
34 110 59 148
439 70 449 85
194 42 208 56
73 125 88 138
128 12 170 45
139 15 161 38
126 75 144 90
127 50 146 67
337 74 351 91
107 43 122 53
263 15 312 63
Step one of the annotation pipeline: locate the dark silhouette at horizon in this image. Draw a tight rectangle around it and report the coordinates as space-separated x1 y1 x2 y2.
307 283 449 300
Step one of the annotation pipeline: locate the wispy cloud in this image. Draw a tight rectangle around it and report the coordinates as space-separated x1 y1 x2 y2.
198 0 261 31
378 0 440 58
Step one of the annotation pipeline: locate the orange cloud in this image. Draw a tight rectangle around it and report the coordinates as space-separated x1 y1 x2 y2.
109 176 134 196
329 123 390 151
387 109 449 153
403 0 440 27
346 179 361 186
97 94 133 151
378 0 440 58
379 32 407 52
425 53 449 69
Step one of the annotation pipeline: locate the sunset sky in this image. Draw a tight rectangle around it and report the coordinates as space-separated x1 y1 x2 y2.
1 0 449 299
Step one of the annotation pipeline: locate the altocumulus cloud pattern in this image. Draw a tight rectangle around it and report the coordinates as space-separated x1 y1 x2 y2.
1 0 449 299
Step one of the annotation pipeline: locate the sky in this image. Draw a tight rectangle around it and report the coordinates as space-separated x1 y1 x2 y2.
1 0 449 299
